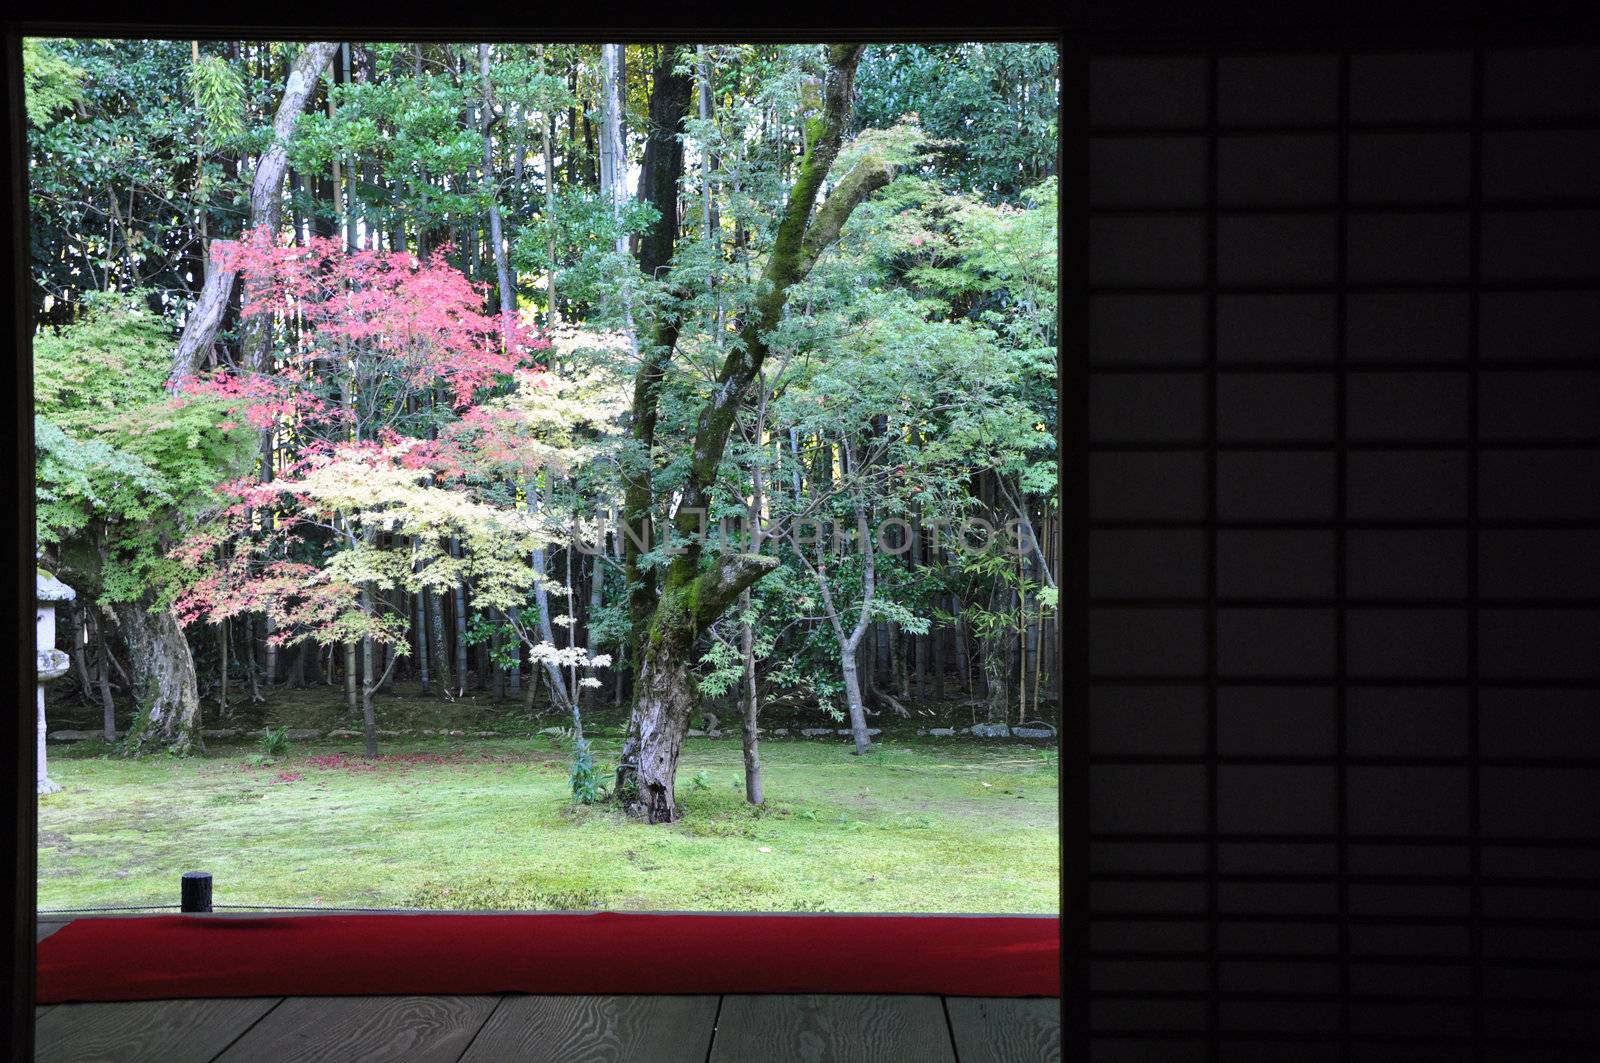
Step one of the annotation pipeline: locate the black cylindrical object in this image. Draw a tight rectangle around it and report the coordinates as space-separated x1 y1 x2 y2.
180 871 213 913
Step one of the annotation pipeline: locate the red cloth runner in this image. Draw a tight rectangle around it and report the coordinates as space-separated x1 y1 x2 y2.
37 913 1059 1002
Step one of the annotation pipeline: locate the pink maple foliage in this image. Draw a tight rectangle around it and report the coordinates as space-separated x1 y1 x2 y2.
171 230 551 650
180 226 549 438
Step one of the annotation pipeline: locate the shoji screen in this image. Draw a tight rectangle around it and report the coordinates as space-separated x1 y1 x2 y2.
1084 43 1600 1060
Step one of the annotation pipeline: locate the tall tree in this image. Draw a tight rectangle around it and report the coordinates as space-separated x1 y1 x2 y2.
599 44 636 345
599 44 628 254
615 44 899 822
35 292 254 755
618 46 693 696
479 44 516 326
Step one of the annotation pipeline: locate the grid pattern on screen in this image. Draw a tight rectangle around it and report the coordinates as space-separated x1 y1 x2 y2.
1084 46 1600 1061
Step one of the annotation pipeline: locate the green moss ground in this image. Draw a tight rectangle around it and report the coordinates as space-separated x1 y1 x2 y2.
37 733 1058 914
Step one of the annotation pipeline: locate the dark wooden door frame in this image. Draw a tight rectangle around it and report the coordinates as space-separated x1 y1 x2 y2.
4 24 39 1063
13 6 1598 1061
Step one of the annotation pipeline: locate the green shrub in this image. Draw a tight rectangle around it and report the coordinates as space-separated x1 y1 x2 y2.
569 736 599 804
258 726 290 758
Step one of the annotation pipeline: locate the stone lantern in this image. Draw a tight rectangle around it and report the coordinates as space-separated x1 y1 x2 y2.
37 568 75 795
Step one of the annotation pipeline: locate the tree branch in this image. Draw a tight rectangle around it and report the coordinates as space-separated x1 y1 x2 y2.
784 525 847 644
672 45 871 538
760 43 864 297
691 551 781 629
796 151 898 279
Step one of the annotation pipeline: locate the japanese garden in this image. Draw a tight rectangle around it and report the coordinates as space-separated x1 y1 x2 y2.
26 39 1059 914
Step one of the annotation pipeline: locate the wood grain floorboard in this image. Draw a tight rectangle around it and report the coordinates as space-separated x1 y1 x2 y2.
944 997 1061 1063
34 997 282 1063
213 995 500 1063
709 995 955 1063
458 994 718 1063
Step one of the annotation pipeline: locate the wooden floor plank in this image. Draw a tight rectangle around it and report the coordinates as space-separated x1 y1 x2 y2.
709 995 955 1063
213 995 500 1063
35 1005 55 1021
37 921 69 943
459 995 717 1063
944 997 1061 1063
34 997 282 1063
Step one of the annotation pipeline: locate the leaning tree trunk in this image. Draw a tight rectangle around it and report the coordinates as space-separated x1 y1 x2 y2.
169 41 338 385
115 602 204 756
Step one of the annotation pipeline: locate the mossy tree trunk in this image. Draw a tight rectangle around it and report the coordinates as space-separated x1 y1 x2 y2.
616 45 896 821
621 552 779 821
115 601 204 756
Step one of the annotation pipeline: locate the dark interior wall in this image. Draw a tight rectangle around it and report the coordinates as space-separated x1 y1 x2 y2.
1082 30 1600 1062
